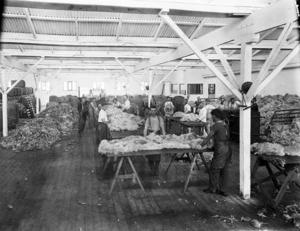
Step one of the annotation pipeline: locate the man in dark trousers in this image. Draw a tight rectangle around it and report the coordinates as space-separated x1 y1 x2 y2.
201 109 232 197
78 97 89 136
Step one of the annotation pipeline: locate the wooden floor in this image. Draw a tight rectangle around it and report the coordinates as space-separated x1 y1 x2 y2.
0 128 299 231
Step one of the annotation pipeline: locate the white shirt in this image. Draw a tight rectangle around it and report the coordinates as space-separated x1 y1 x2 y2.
198 107 207 122
98 109 108 123
204 104 215 120
123 99 131 110
184 104 191 113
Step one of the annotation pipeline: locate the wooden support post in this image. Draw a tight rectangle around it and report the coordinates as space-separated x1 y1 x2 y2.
33 74 40 114
239 42 253 199
1 66 8 137
148 70 154 108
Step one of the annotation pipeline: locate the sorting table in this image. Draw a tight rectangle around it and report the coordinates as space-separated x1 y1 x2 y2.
101 148 210 195
251 154 300 207
167 116 207 135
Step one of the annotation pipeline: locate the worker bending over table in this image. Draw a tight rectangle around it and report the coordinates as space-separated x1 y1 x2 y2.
144 105 166 176
200 109 232 197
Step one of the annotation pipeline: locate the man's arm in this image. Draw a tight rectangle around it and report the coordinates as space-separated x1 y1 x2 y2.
201 130 214 146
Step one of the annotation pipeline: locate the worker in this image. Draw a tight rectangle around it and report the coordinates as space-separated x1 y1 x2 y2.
251 97 259 112
164 96 175 130
96 104 111 145
122 95 131 112
204 99 215 133
86 89 94 99
113 98 121 108
78 97 89 136
194 96 202 109
144 106 166 176
200 109 232 197
228 97 240 111
184 99 192 114
217 96 227 110
198 101 207 123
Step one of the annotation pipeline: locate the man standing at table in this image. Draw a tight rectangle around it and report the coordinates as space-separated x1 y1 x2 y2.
184 99 192 114
200 109 232 197
122 95 131 112
96 104 111 145
144 106 166 176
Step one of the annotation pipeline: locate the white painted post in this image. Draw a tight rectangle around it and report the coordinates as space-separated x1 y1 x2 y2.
1 67 8 137
239 43 253 199
34 74 40 114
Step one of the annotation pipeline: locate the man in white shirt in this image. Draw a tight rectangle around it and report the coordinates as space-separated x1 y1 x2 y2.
122 95 131 111
184 99 192 114
98 104 108 123
96 104 111 145
198 102 207 122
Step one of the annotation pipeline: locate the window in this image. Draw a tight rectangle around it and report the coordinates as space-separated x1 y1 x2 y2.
171 84 178 94
92 81 105 91
141 81 148 91
117 81 126 91
208 84 216 97
187 84 203 95
179 84 186 95
63 81 77 91
39 81 51 91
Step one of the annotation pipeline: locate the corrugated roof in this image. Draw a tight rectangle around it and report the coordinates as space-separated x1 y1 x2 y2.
121 23 158 37
78 22 118 36
2 18 30 33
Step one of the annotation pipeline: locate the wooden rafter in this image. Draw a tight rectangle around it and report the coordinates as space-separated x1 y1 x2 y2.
214 46 239 88
154 20 164 41
190 19 206 40
23 8 37 39
116 18 123 41
134 0 298 72
247 22 294 97
159 11 242 100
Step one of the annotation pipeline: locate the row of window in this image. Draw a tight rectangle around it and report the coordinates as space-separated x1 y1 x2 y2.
171 83 215 95
37 81 149 91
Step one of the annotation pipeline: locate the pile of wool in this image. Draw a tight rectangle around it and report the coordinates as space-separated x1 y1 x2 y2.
1 117 61 152
98 133 204 155
38 104 79 136
104 105 144 131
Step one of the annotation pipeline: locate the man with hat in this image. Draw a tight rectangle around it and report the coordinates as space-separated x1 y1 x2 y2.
144 105 166 176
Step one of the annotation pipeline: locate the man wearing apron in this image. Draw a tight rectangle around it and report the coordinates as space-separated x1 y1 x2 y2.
201 109 232 197
144 106 166 176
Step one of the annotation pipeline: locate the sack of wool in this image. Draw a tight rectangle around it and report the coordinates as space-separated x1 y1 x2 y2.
49 95 60 102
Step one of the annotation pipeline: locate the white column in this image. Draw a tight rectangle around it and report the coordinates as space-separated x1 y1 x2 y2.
148 70 154 108
239 43 252 199
1 67 8 137
34 74 40 114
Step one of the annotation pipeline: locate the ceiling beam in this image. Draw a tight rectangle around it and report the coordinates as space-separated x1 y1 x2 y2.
6 0 268 17
116 19 123 41
190 19 206 40
75 19 79 41
1 32 297 49
23 8 37 39
154 20 164 41
134 0 298 72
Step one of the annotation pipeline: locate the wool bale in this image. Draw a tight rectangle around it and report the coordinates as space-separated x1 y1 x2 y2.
49 95 60 102
46 101 59 108
60 96 69 103
69 96 79 109
14 80 26 88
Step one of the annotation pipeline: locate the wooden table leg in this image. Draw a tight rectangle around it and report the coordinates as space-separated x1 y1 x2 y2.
273 170 294 207
102 156 111 174
164 153 177 177
183 153 198 194
265 162 281 189
108 157 124 196
126 157 145 193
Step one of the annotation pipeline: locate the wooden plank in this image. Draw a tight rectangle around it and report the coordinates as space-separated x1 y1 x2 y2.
214 45 239 89
6 0 267 16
